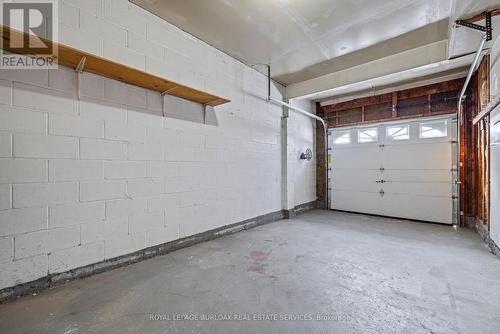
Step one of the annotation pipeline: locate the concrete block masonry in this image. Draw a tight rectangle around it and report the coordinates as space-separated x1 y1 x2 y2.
0 0 316 292
0 203 317 303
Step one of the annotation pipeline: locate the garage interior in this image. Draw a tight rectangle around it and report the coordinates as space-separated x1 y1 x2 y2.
0 0 500 333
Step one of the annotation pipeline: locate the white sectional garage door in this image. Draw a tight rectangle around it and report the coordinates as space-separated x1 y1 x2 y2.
328 116 457 225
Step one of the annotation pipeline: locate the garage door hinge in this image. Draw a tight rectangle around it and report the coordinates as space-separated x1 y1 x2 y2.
451 167 458 172
452 195 458 199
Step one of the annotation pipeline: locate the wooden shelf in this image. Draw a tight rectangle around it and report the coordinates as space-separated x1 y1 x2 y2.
0 25 230 107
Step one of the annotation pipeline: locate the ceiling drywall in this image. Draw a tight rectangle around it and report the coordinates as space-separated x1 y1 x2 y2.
131 0 452 85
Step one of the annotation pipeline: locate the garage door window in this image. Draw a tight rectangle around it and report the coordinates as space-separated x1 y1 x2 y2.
386 125 409 141
333 131 351 144
358 128 378 143
419 120 447 139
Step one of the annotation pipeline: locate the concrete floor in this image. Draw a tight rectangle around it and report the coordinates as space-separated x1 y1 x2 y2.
1 210 500 334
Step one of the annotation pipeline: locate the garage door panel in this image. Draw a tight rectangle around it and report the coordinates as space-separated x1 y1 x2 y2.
382 143 452 169
332 146 382 169
331 190 385 215
383 169 451 183
381 194 453 224
331 191 452 224
382 182 451 197
331 169 381 192
329 117 455 225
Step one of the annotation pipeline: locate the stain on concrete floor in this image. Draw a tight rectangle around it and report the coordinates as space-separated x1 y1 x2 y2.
1 210 500 334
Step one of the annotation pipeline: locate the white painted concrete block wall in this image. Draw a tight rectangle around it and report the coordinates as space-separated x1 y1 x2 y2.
0 0 318 290
489 29 500 248
490 106 500 247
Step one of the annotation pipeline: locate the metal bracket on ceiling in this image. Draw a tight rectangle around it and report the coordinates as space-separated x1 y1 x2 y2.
456 11 493 41
75 56 87 100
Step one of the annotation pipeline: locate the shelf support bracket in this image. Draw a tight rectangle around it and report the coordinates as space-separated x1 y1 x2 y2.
161 91 169 117
75 56 87 100
160 87 179 117
203 105 214 124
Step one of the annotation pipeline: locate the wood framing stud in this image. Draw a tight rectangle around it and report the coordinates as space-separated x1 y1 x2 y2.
323 79 464 114
321 78 465 128
392 92 398 118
